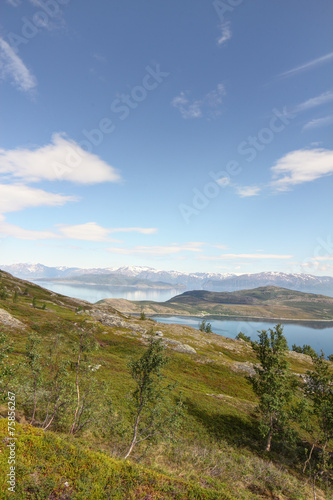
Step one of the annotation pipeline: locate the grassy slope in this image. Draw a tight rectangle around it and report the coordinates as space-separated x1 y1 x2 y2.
102 286 333 321
0 270 329 499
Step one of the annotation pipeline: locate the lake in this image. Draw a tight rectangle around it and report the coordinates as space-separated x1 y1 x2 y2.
34 281 182 303
35 282 333 355
153 316 333 356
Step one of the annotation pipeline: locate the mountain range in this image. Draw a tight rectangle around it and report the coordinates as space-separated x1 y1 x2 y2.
1 263 333 296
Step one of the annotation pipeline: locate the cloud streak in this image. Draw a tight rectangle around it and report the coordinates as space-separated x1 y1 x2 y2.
293 90 333 113
107 242 204 256
0 37 37 92
57 223 157 241
302 115 333 131
279 52 333 79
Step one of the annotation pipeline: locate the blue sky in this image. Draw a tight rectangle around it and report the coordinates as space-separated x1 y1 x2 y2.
0 0 332 275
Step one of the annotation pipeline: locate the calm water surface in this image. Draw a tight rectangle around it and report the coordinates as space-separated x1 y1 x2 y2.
153 316 333 356
35 281 181 302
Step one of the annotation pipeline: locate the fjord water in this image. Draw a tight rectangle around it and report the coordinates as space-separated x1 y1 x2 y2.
153 316 333 356
36 282 333 355
35 282 181 302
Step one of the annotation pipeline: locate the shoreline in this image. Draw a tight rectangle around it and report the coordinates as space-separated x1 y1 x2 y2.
143 313 333 328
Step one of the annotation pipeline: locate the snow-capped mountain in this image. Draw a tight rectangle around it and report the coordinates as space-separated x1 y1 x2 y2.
1 263 333 296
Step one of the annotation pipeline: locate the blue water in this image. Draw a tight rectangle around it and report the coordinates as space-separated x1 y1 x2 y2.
34 281 181 303
153 316 333 356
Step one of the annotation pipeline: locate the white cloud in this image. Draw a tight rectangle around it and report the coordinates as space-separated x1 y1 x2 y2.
198 253 293 260
172 84 225 119
107 243 204 256
6 0 21 6
0 215 58 240
310 255 333 261
0 37 37 92
0 183 76 214
171 92 202 119
217 22 232 46
302 115 333 131
279 52 333 79
294 90 333 113
0 133 122 184
236 186 261 197
57 222 122 242
57 223 157 241
270 148 333 191
109 227 157 235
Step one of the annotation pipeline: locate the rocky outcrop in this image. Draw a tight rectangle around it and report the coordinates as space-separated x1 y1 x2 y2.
0 308 25 329
89 309 147 335
141 334 197 354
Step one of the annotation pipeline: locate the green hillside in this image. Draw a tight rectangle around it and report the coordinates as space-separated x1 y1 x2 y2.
103 286 333 321
0 270 332 499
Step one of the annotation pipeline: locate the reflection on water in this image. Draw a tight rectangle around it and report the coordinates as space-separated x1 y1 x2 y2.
34 281 181 303
153 316 333 356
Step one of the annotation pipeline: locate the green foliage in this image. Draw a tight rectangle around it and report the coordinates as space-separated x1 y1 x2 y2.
292 344 317 357
235 331 251 342
199 319 212 333
328 354 333 362
305 352 333 450
140 311 147 320
125 332 184 458
0 286 8 300
12 290 18 303
249 324 296 451
32 296 37 308
0 420 229 500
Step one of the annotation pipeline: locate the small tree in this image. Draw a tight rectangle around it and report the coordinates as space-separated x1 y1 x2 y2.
199 319 212 333
300 352 333 497
69 325 99 435
124 333 183 459
236 332 251 342
249 324 295 451
25 334 43 425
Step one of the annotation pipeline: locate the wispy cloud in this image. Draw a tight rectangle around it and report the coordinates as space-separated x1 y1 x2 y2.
197 253 293 260
172 84 226 119
302 115 333 131
217 22 232 46
57 223 121 242
236 186 261 198
293 90 333 113
0 37 37 93
57 223 157 241
6 0 21 6
0 184 76 214
278 52 333 79
270 148 333 191
107 242 204 256
0 215 58 240
0 133 122 184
